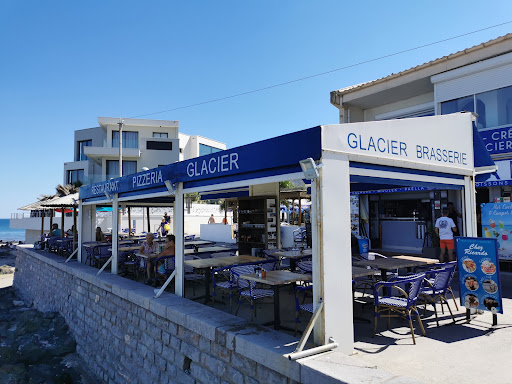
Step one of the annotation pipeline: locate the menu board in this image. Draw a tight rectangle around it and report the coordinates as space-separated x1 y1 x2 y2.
455 237 503 314
481 202 512 260
350 195 359 237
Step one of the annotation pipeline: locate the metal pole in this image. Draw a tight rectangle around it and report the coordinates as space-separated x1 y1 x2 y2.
118 118 124 177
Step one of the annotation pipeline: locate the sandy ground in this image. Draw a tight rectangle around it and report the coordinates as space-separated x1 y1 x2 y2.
0 249 16 289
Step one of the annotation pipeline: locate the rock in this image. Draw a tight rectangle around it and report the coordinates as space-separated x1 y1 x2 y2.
18 341 49 364
12 300 24 307
0 363 29 383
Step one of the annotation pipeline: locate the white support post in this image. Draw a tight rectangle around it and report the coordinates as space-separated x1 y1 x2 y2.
318 151 354 354
78 201 83 263
463 175 477 237
111 193 119 275
174 183 185 296
311 178 325 344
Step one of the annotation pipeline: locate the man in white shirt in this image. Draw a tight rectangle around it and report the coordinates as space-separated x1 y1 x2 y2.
435 207 457 262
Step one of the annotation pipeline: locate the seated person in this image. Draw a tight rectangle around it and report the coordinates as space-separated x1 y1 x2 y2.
96 227 107 242
139 233 158 285
66 225 75 238
50 223 62 237
154 234 176 286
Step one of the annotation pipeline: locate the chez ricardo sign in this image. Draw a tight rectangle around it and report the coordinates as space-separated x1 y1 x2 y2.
79 127 322 200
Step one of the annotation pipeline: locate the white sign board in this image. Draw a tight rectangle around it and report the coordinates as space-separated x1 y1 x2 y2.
322 113 475 175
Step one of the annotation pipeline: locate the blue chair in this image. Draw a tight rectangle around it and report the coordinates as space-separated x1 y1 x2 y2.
418 265 457 327
294 285 313 336
232 265 274 322
414 261 459 311
92 244 112 268
373 273 426 344
212 266 236 312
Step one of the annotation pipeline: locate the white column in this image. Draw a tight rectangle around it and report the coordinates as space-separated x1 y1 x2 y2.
111 194 119 275
319 151 354 354
463 175 477 237
78 201 83 263
311 178 325 343
174 183 185 296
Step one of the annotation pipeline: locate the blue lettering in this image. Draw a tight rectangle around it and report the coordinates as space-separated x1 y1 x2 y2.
416 145 422 159
378 138 386 152
400 142 407 156
368 137 376 151
347 133 357 149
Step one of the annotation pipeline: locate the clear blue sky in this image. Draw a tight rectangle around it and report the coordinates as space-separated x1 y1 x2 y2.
1 1 512 218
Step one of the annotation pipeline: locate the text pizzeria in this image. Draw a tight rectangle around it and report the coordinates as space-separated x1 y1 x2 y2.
133 170 163 188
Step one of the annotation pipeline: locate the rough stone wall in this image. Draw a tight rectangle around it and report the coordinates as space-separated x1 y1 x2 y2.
13 247 306 384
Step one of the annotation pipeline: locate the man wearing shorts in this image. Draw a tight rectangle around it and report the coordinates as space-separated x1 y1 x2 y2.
435 207 457 262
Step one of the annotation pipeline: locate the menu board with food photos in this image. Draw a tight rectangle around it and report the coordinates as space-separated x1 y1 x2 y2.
455 237 503 314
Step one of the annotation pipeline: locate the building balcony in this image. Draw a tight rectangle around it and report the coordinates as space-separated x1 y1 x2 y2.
84 146 141 165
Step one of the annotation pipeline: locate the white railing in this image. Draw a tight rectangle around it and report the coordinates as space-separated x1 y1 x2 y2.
11 213 27 219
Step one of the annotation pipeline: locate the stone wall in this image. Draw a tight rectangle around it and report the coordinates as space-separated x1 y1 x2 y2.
13 246 323 384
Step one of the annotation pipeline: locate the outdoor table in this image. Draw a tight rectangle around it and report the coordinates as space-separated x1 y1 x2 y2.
184 240 215 247
353 256 434 295
352 266 378 279
184 246 236 256
273 249 312 271
240 270 312 331
184 255 263 303
109 245 141 253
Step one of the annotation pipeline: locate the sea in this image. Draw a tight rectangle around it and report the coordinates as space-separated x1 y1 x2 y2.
0 219 25 242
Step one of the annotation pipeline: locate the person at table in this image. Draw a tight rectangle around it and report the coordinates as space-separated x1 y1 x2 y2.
50 223 61 237
96 227 107 242
154 234 176 286
66 225 75 238
208 214 215 224
139 233 158 285
435 207 457 262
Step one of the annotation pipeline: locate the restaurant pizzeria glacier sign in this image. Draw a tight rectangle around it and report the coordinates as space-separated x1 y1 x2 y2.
321 114 475 172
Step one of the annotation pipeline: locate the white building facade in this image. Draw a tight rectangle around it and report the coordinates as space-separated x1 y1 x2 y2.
63 117 226 185
330 34 512 262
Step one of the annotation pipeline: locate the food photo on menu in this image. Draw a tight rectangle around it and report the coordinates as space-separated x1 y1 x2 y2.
482 279 498 294
462 258 477 273
483 297 499 311
464 293 479 308
481 259 496 275
464 276 479 291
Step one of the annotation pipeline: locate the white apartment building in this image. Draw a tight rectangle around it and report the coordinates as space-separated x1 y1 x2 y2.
13 117 227 243
330 34 512 262
63 117 226 185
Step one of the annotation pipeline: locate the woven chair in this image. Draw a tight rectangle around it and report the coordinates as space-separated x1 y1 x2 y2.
373 273 426 344
294 285 314 336
212 266 236 312
233 265 274 322
293 228 306 247
414 261 459 311
92 244 112 268
418 265 457 327
184 255 205 295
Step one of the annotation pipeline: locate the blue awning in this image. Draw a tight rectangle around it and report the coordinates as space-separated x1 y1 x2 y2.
474 123 497 183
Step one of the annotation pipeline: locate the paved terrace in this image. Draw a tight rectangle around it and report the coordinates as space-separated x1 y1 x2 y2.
13 245 512 384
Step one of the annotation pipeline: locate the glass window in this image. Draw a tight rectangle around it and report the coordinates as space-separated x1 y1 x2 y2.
112 131 138 148
440 96 474 115
67 169 84 184
153 132 168 138
106 160 137 179
476 85 512 129
199 144 222 156
77 140 92 161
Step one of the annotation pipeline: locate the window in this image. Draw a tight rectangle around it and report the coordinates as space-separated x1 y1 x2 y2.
440 85 512 130
112 131 138 148
153 132 168 138
106 160 137 179
199 144 222 156
67 169 84 184
76 140 92 161
147 141 172 150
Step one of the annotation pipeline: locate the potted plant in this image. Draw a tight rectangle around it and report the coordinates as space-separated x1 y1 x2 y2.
422 225 441 259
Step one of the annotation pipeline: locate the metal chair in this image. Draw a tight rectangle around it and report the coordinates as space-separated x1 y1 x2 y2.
292 227 306 247
233 265 274 322
418 265 457 327
294 285 313 336
373 273 426 344
414 261 459 311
